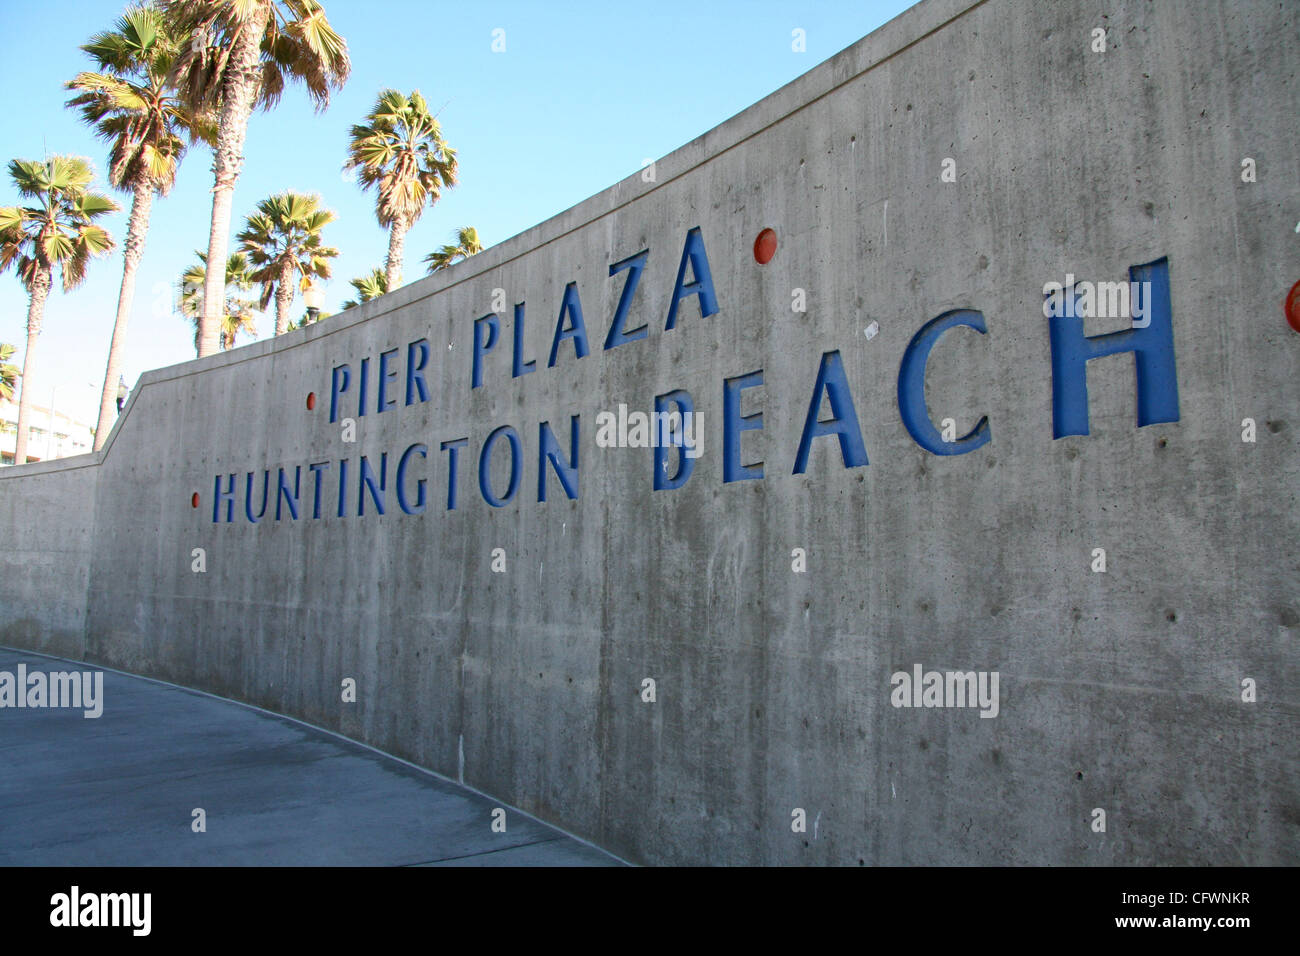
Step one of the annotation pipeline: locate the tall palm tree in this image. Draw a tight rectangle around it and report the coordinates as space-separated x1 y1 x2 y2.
236 191 337 336
164 0 349 357
339 266 385 309
346 89 458 293
178 250 258 353
0 156 117 465
67 2 216 451
423 225 482 274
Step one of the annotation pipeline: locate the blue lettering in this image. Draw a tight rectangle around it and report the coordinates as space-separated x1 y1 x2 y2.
654 390 695 491
665 227 718 331
406 339 430 406
276 466 301 521
605 249 650 349
440 438 468 511
548 282 590 368
377 348 399 413
308 461 329 519
357 358 369 417
245 470 270 523
397 443 427 515
539 417 580 502
359 453 387 516
1047 257 1178 437
337 458 349 518
723 371 764 482
897 311 991 455
479 426 522 507
512 303 537 378
329 364 350 423
794 351 868 473
212 473 236 523
472 314 499 389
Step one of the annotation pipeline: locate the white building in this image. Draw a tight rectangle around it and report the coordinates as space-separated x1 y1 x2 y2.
0 398 95 465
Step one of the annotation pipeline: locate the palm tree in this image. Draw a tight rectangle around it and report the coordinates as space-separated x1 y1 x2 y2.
339 266 386 309
0 156 117 465
67 2 216 451
424 225 482 274
164 0 349 357
178 250 258 353
236 191 337 336
0 343 19 402
346 89 458 293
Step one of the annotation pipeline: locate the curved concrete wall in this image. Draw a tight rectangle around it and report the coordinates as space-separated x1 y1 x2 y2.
3 0 1297 864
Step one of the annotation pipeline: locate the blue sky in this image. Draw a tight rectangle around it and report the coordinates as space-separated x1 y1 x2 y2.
0 0 913 428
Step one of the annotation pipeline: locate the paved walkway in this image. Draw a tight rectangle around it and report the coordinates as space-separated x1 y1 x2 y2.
0 646 621 866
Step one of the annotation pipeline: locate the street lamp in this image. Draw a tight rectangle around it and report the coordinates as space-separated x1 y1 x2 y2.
303 282 325 323
116 376 128 414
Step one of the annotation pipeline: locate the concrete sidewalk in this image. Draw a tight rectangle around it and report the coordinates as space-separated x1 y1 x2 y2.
0 647 622 866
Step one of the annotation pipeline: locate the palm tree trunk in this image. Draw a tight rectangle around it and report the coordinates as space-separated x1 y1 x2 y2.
94 175 153 451
199 0 271 358
13 268 51 465
385 216 408 293
274 259 294 336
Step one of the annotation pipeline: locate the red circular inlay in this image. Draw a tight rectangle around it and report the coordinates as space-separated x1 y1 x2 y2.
754 228 777 265
306 391 316 410
190 492 199 509
1286 280 1300 333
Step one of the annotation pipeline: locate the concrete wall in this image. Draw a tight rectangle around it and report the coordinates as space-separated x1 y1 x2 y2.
2 0 1297 865
0 457 97 660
